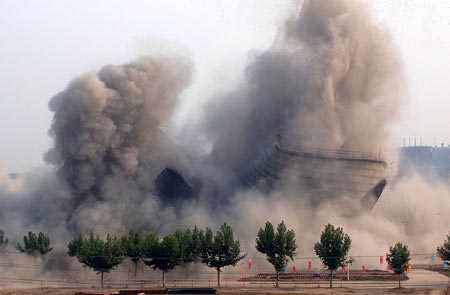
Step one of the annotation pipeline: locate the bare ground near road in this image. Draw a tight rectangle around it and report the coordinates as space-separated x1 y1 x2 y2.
0 287 446 295
0 271 447 295
218 288 446 294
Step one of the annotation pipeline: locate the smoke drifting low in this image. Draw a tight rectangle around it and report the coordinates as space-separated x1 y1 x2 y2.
0 0 448 278
0 56 194 244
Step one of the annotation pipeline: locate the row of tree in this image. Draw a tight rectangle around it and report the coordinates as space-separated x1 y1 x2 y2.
68 223 245 288
1 226 449 289
66 222 445 289
257 222 414 289
0 230 52 256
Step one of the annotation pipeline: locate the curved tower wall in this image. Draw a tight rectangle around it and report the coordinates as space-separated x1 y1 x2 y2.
240 143 387 208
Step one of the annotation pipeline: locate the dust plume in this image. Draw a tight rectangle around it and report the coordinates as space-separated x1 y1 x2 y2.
201 0 404 177
0 170 24 192
45 56 193 233
0 55 193 248
192 0 445 268
219 170 450 270
0 0 448 282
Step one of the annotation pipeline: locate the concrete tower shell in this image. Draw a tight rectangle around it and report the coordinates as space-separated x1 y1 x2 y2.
240 142 387 208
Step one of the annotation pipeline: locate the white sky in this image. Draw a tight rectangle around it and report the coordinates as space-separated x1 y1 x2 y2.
0 0 449 173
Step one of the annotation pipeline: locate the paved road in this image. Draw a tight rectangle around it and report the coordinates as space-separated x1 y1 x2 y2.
256 269 450 289
0 269 447 292
325 269 449 289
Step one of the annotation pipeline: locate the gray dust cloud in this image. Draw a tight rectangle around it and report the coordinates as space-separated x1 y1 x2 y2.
0 0 448 275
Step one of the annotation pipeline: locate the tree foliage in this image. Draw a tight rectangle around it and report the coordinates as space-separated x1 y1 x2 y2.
175 226 203 266
314 224 351 288
68 233 83 257
16 232 52 256
175 228 192 265
201 223 246 287
121 230 144 277
387 242 410 288
255 221 297 287
68 233 125 288
437 232 450 261
142 233 180 287
190 226 203 262
0 230 8 254
143 234 180 272
141 232 159 259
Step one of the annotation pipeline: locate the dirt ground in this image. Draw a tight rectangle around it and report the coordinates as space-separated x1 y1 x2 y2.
0 270 447 295
0 287 446 295
218 287 447 295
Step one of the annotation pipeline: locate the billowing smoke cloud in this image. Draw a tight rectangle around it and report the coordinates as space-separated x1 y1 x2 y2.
191 0 447 267
45 56 192 233
0 0 448 283
202 0 404 176
47 56 191 194
0 56 192 241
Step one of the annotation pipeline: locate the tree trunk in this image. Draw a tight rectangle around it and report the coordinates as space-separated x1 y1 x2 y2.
217 268 221 288
134 260 138 278
330 269 333 288
276 270 279 288
398 273 401 288
162 270 166 287
347 262 350 281
101 271 104 289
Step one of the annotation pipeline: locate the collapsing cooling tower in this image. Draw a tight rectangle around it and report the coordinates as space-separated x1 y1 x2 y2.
154 168 194 205
240 140 387 209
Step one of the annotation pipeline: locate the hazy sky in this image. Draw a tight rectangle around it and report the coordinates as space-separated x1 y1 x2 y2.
1 0 450 173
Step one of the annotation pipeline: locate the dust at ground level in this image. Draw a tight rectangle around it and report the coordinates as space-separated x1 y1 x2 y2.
0 270 447 295
0 287 447 295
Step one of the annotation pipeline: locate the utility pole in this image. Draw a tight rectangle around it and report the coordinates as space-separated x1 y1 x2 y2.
347 261 350 281
345 257 355 281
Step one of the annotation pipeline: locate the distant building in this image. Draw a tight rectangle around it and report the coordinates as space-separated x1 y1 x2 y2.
398 145 450 182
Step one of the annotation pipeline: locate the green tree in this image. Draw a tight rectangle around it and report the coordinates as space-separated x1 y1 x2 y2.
314 224 351 288
201 223 247 287
190 226 203 262
67 233 83 256
0 230 8 254
437 232 450 261
121 230 144 278
142 234 180 287
255 221 297 287
141 232 159 258
174 226 204 278
387 242 410 288
175 228 191 264
68 233 125 288
16 232 53 257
